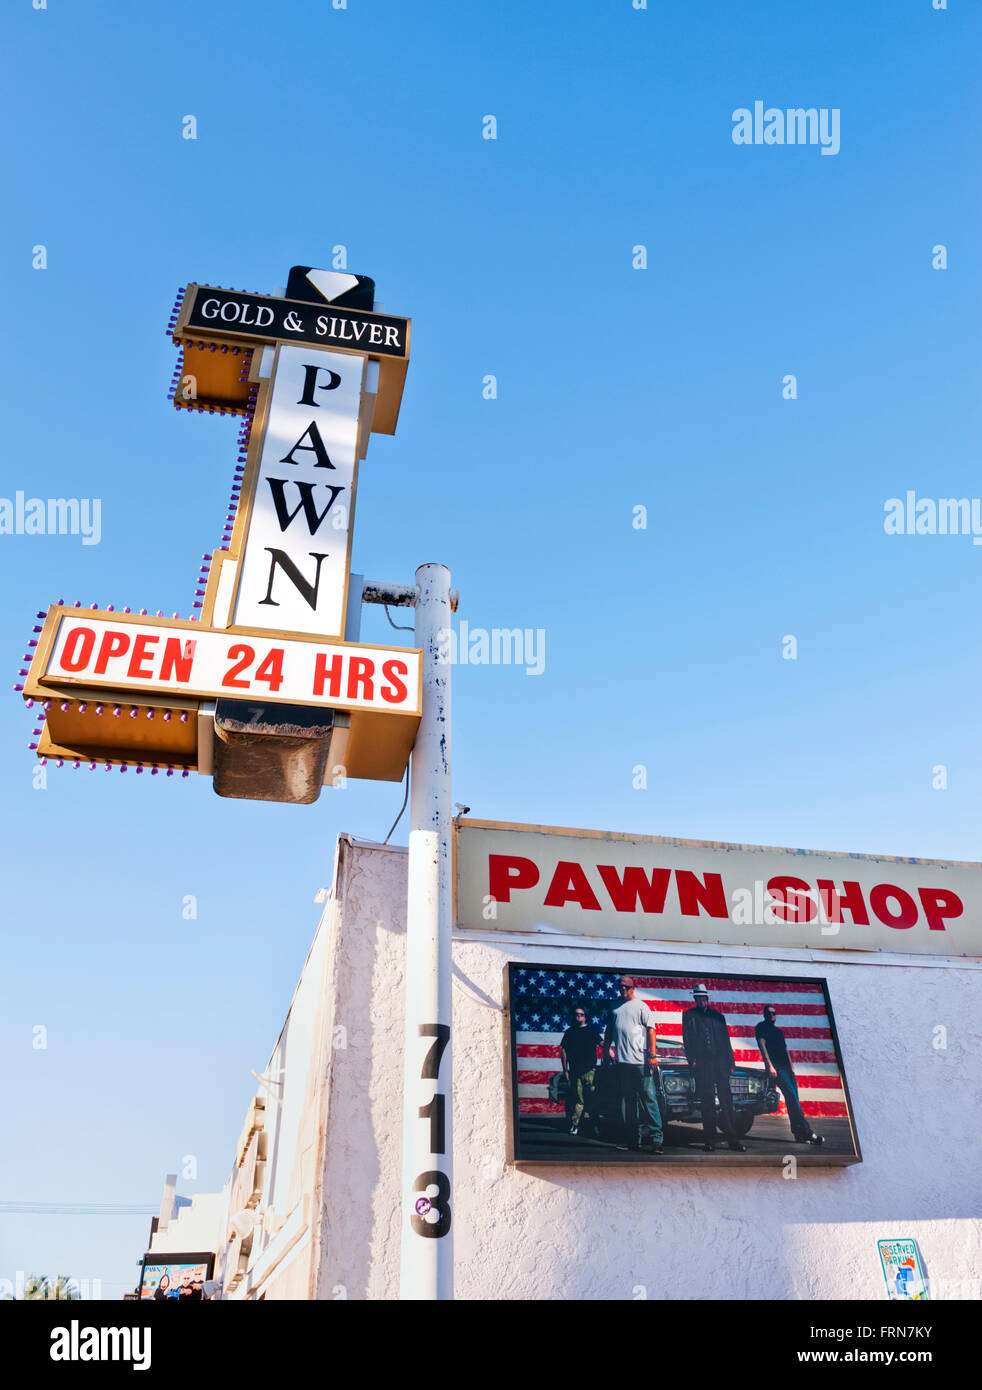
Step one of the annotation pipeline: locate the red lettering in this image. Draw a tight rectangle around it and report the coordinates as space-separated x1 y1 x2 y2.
94 629 130 673
816 878 869 926
597 864 671 913
676 870 728 919
346 657 374 700
917 886 963 932
543 861 602 911
254 648 284 692
767 875 818 923
380 658 409 704
222 643 254 689
869 883 918 929
487 854 539 903
127 634 159 679
160 637 196 682
313 652 344 697
59 626 95 672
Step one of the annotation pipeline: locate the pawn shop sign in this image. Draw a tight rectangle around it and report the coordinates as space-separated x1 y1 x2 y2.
17 265 421 801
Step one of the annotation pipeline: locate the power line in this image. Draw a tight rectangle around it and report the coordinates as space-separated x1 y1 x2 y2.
383 765 410 844
0 1202 156 1216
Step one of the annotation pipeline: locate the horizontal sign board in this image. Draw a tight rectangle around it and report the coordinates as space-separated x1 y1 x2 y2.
180 284 410 359
455 820 982 957
34 610 421 716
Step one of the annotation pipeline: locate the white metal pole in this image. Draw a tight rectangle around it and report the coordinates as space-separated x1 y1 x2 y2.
399 562 454 1300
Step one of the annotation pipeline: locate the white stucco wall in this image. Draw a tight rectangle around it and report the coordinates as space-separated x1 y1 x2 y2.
313 836 982 1301
227 894 335 1300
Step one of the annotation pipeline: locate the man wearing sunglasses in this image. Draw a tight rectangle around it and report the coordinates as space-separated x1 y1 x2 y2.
560 1005 602 1136
682 984 747 1153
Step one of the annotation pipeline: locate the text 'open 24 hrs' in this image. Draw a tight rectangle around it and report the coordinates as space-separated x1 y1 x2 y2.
45 614 421 715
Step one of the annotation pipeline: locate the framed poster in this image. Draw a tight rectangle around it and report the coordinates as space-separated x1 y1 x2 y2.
138 1251 215 1301
507 963 861 1165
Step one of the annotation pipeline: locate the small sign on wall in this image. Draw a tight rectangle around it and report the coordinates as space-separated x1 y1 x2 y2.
878 1239 929 1300
138 1251 214 1301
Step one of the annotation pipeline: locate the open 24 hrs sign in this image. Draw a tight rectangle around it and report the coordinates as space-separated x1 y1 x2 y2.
36 609 422 716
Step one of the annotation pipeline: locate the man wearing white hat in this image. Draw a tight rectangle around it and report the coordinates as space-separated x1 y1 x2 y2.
681 984 746 1153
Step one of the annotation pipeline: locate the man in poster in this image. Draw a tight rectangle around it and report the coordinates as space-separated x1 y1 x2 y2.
681 984 747 1152
754 1004 824 1146
603 975 664 1153
560 1005 602 1136
178 1268 203 1300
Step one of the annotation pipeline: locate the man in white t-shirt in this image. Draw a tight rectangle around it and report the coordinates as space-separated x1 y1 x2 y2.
602 975 664 1153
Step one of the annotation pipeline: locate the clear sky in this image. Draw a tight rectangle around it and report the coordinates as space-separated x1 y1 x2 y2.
1 0 979 1297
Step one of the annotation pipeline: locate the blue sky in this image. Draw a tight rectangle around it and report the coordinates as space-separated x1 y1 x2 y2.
1 0 979 1295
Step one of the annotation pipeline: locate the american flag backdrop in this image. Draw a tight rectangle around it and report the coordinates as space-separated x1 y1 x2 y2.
512 967 849 1120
